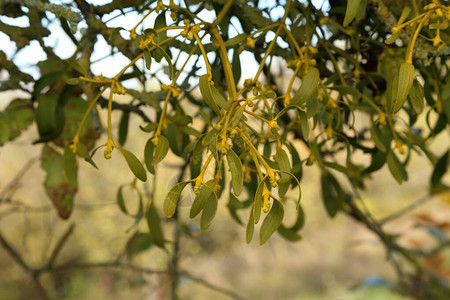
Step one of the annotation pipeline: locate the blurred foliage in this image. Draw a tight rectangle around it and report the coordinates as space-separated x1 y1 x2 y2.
0 0 449 299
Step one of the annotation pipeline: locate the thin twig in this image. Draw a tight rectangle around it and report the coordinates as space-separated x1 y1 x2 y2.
46 262 168 275
181 271 247 300
379 194 434 225
0 231 31 272
47 224 75 267
0 157 39 199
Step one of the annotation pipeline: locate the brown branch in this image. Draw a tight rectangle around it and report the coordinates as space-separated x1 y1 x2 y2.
379 194 435 225
47 224 75 268
0 231 31 272
0 231 50 300
181 271 247 300
45 262 167 275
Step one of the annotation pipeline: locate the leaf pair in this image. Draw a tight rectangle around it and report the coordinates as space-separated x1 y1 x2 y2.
246 197 285 245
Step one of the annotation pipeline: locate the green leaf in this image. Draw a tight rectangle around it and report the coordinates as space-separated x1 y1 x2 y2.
370 124 387 152
117 148 147 182
116 185 127 214
59 17 78 45
430 150 449 192
211 84 231 110
398 7 411 25
200 192 218 231
254 177 267 224
232 48 241 84
386 151 408 184
343 0 361 27
227 149 243 196
109 27 124 44
409 79 424 115
277 225 302 242
126 233 153 258
143 50 152 70
41 145 77 219
230 105 246 127
291 67 320 106
275 148 291 197
260 200 284 245
118 111 129 146
76 142 98 169
385 32 400 44
144 138 155 174
63 144 77 188
140 123 158 133
154 43 173 79
246 208 255 244
190 180 215 218
153 135 169 165
393 63 415 113
306 92 319 118
321 172 344 218
66 78 84 85
355 0 367 21
299 110 309 140
224 33 247 47
66 58 86 76
147 203 165 248
163 181 189 218
199 74 221 115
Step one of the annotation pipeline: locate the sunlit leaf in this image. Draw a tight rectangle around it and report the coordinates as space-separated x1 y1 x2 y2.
190 180 215 218
117 148 147 182
343 0 361 27
393 63 415 113
163 181 189 218
200 192 218 231
153 135 169 165
291 67 320 106
386 151 408 184
147 203 165 248
409 79 424 115
246 207 255 244
227 149 243 196
260 199 284 245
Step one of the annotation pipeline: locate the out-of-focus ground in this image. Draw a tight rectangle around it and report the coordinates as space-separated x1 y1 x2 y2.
0 100 449 300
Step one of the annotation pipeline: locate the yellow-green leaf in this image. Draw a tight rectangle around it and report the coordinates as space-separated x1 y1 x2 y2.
409 79 424 114
199 74 221 115
116 185 127 214
370 124 387 152
200 192 218 231
63 144 77 188
190 180 215 218
118 148 147 182
66 78 84 85
143 50 152 70
291 67 320 106
387 151 408 184
246 207 255 244
227 149 243 196
398 7 411 25
153 135 169 165
343 0 361 27
147 203 165 248
260 199 284 245
211 84 230 110
275 148 291 197
253 177 266 224
393 63 415 113
144 138 155 174
163 181 189 218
